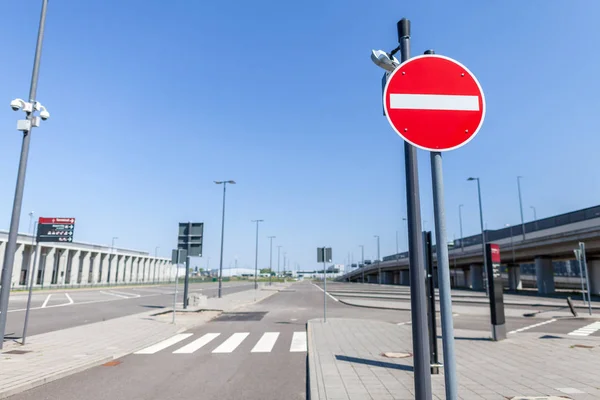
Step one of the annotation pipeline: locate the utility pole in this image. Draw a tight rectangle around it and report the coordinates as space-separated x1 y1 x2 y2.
268 236 275 285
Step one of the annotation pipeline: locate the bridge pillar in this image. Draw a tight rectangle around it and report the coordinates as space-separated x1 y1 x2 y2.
535 256 555 294
507 264 522 291
393 271 400 285
400 270 409 285
469 264 484 291
587 259 600 295
367 274 377 284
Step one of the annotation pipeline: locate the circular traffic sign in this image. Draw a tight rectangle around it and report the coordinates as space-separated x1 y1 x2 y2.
383 54 485 151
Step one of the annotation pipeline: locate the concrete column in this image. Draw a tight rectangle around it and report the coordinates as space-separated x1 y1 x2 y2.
469 264 484 291
393 272 400 285
108 255 118 284
149 259 156 283
123 256 130 282
535 256 555 294
89 252 99 284
56 249 69 285
507 264 522 291
367 274 377 283
79 251 90 284
11 244 24 288
66 250 79 285
587 259 600 296
146 258 152 281
114 255 123 284
400 270 409 285
41 248 55 287
99 253 109 283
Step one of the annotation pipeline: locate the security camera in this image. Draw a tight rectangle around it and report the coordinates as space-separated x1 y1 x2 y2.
40 109 50 120
370 49 400 72
10 99 23 111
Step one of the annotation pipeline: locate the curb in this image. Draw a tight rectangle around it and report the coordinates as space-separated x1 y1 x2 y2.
306 320 323 400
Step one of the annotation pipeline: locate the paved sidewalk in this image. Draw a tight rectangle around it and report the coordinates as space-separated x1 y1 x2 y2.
308 318 600 399
0 284 286 399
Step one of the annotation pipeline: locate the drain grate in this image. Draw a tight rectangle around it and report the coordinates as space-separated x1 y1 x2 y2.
3 350 31 355
212 312 268 322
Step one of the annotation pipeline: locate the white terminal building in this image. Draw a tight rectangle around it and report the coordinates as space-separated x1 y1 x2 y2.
0 230 175 290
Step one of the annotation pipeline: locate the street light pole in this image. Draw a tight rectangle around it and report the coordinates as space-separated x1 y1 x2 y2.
517 176 526 240
0 0 50 349
459 204 464 252
395 230 399 262
277 245 282 278
359 245 365 283
215 180 236 298
252 220 264 290
506 224 515 263
468 177 488 295
268 236 275 286
374 235 381 284
402 217 408 252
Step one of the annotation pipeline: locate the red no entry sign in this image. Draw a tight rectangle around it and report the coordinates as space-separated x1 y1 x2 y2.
383 54 485 151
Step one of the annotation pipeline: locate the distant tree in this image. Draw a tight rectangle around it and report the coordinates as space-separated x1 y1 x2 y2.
260 268 272 274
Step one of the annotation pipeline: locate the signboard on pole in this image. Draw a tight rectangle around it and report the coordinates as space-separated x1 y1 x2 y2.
383 54 486 151
317 247 332 263
37 217 76 243
485 243 506 341
178 222 203 257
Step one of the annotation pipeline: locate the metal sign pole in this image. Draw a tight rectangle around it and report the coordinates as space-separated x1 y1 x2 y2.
397 18 432 400
22 223 40 345
183 222 191 309
430 150 458 399
580 243 592 315
323 252 327 323
172 250 180 324
574 249 585 305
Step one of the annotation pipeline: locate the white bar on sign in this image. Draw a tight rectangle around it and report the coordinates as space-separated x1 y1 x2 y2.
390 94 479 111
251 332 280 353
134 333 193 354
290 331 307 352
173 333 220 354
212 332 249 353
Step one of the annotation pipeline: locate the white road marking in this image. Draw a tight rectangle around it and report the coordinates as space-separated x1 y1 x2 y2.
212 332 250 353
251 332 280 353
41 294 52 308
390 93 480 111
173 333 220 354
311 283 339 302
556 387 585 394
568 321 600 337
290 331 307 352
397 321 412 326
65 293 74 304
508 318 557 334
134 333 193 354
108 290 141 298
99 290 130 299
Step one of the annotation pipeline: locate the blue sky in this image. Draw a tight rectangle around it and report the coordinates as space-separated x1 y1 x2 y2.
1 1 599 270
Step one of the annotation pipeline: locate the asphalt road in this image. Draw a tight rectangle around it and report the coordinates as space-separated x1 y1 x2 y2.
7 281 600 400
4 281 255 338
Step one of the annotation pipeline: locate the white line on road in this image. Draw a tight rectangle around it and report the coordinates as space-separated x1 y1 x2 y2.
568 321 600 337
173 333 220 354
311 283 339 302
251 332 280 353
390 93 480 111
212 332 250 353
508 318 557 334
41 294 52 308
134 333 193 354
108 290 141 298
65 293 74 304
290 331 307 352
99 291 130 299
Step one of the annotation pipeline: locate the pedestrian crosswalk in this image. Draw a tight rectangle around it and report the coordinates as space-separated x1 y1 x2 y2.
568 321 600 337
135 331 307 355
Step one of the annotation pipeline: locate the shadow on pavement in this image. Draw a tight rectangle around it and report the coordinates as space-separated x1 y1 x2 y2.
335 355 413 371
446 336 492 341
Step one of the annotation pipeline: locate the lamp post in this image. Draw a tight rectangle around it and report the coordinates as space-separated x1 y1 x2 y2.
402 217 408 252
277 245 282 278
0 0 51 349
517 176 525 240
505 224 515 263
268 236 275 285
252 219 264 290
215 180 235 298
459 204 464 252
374 235 381 284
467 177 488 295
359 245 365 283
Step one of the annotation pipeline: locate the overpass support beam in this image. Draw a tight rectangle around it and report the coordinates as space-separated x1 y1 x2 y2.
535 256 555 294
469 264 484 291
393 272 400 285
588 259 600 296
367 274 377 284
400 270 409 286
507 264 522 291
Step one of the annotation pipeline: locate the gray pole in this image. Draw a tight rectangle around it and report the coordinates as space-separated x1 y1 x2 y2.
574 250 585 305
0 0 49 348
183 222 191 309
510 225 515 263
277 246 282 277
322 249 327 323
268 236 275 286
458 204 464 252
397 18 432 399
402 217 409 252
217 182 228 298
375 235 381 284
359 245 365 283
580 242 592 315
429 107 458 398
395 231 399 262
22 222 39 345
172 250 181 324
517 176 526 240
252 220 263 290
469 177 488 295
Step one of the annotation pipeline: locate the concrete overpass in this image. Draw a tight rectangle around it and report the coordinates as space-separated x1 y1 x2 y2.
339 205 600 295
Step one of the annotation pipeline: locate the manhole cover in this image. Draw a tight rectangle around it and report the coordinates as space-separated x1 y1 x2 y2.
3 350 31 355
212 312 268 322
102 360 122 367
381 352 412 358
